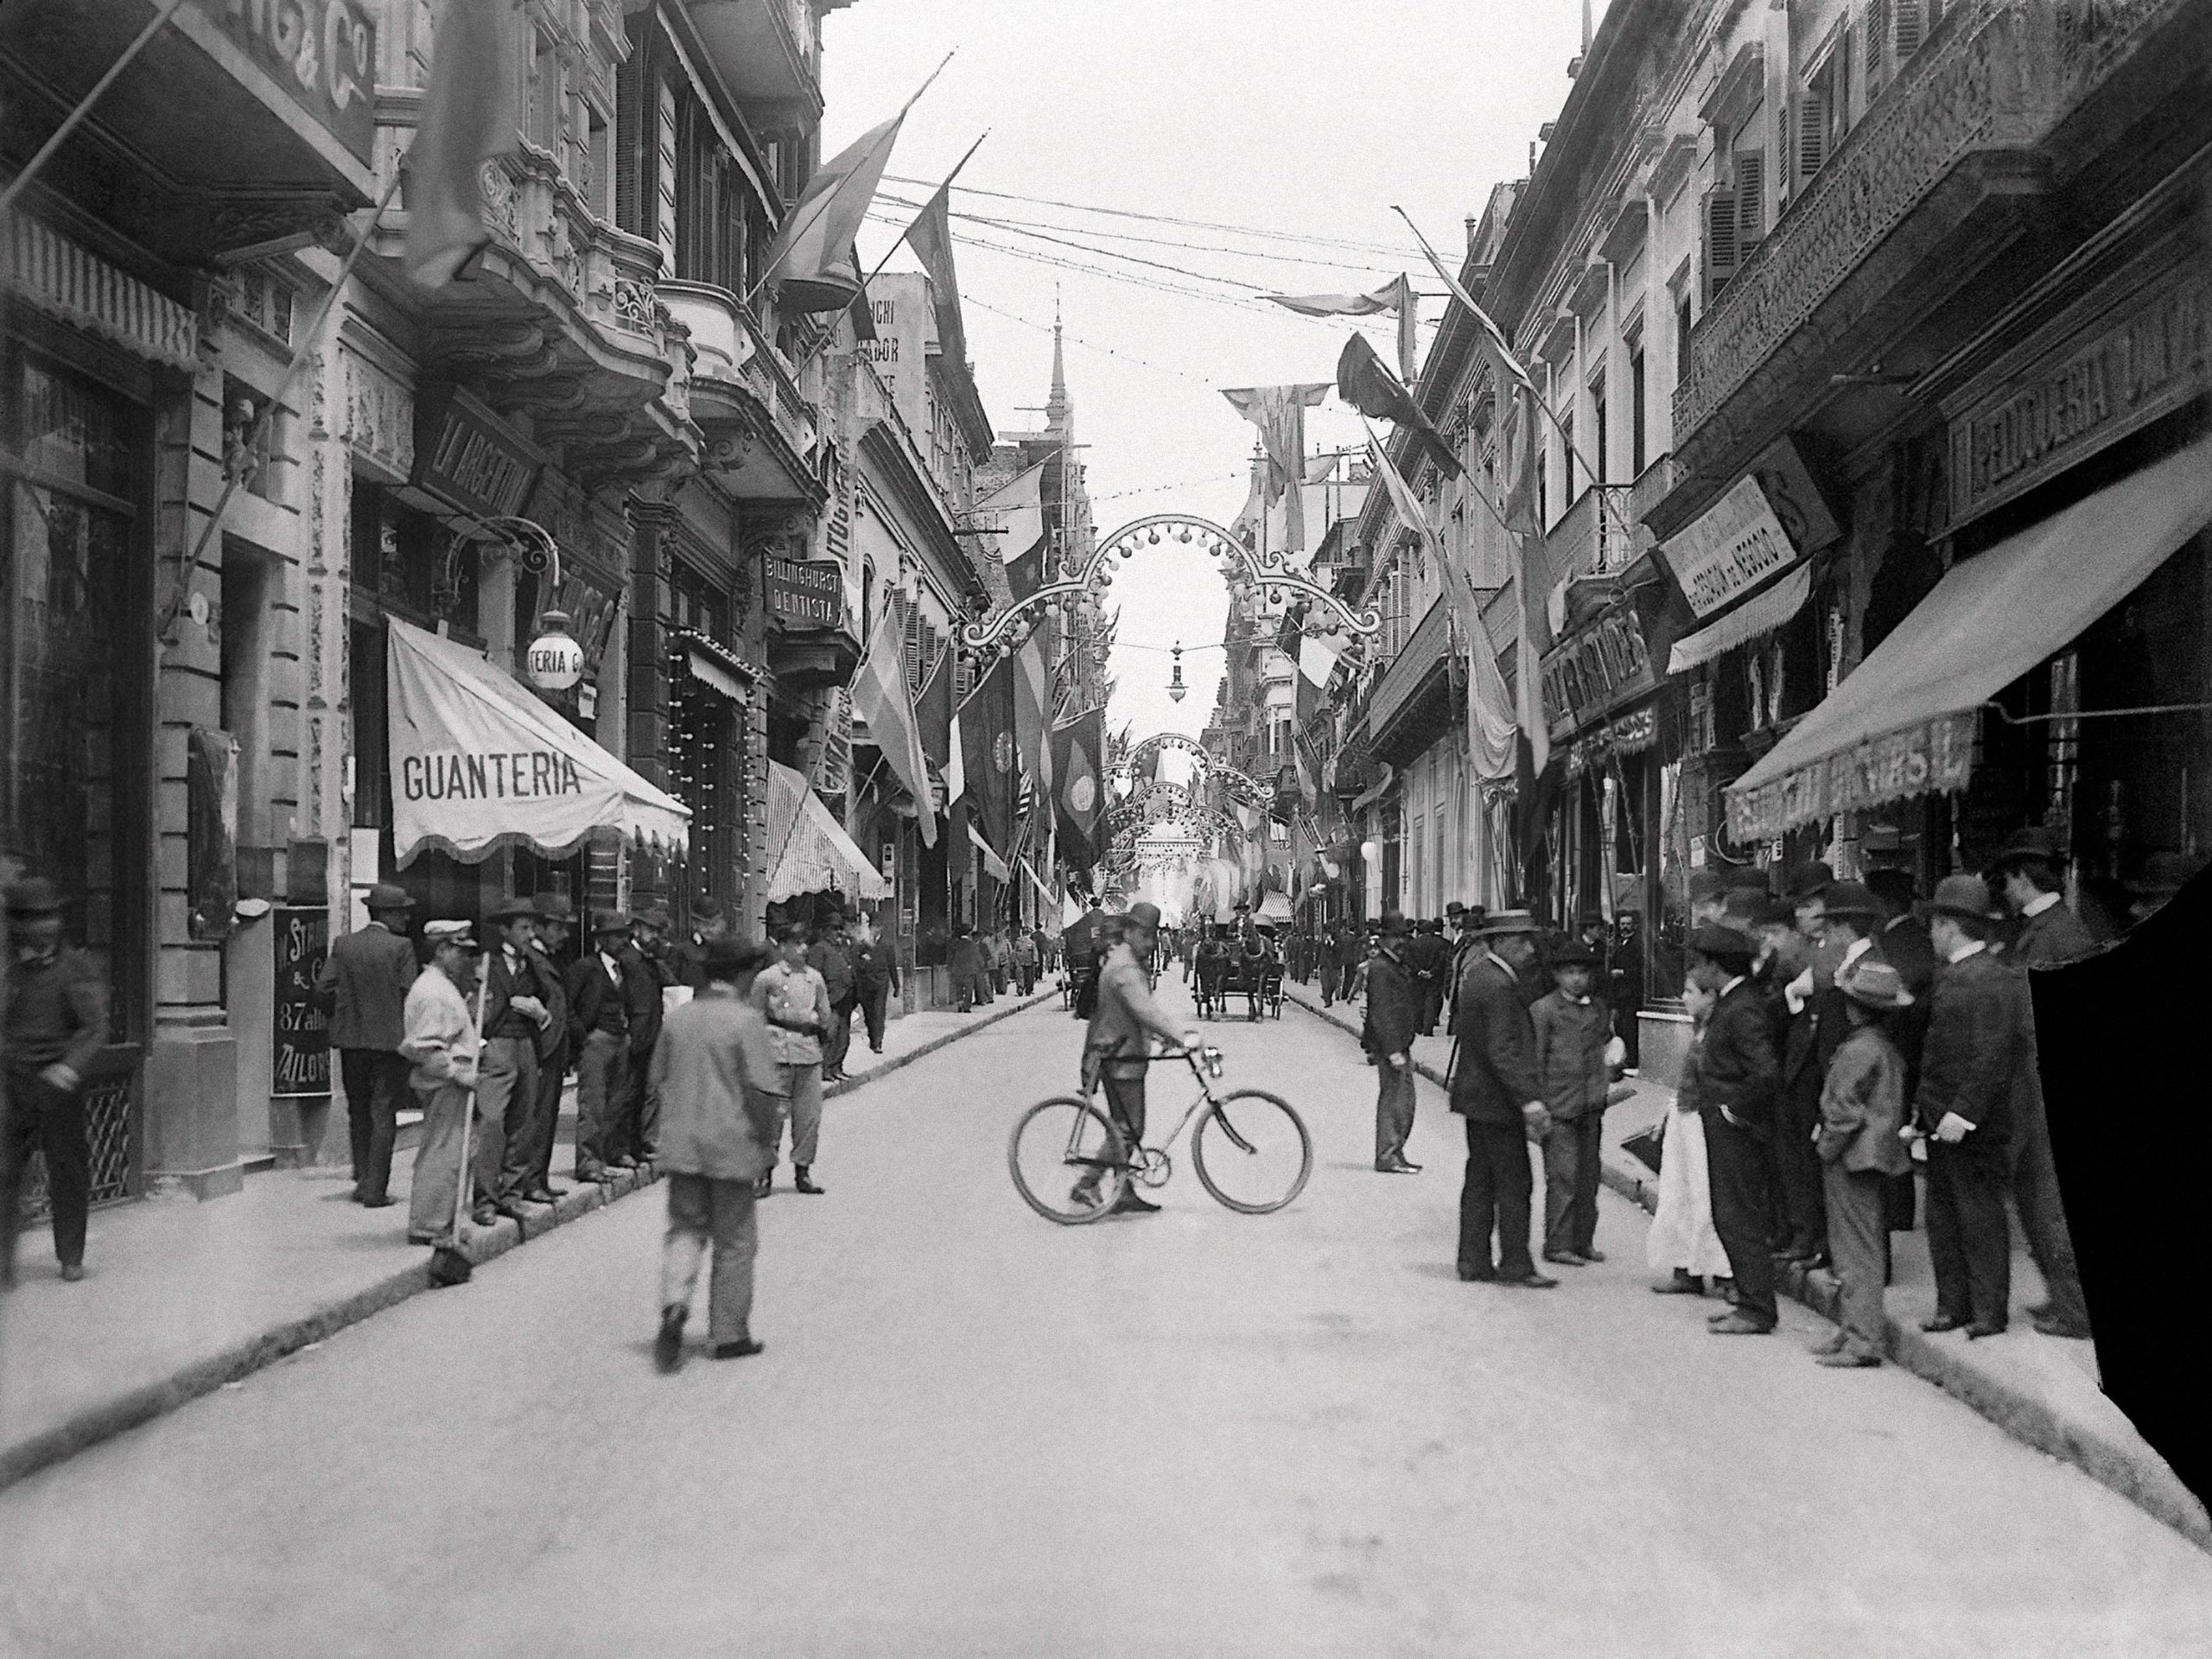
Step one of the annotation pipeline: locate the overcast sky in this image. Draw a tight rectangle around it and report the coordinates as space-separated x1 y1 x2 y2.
823 1 1601 747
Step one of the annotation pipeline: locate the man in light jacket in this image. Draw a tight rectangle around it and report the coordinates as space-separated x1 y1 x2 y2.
753 923 831 1197
402 922 486 1251
652 939 782 1370
1076 902 1196 1217
315 883 419 1208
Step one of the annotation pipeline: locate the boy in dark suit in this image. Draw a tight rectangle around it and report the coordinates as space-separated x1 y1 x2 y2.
1534 939 1613 1266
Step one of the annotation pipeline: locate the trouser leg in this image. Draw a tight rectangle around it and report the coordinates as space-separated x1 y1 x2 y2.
706 1179 760 1345
1375 1064 1414 1166
1825 1165 1889 1357
358 1052 404 1203
1706 1119 1777 1326
1931 1141 2011 1328
661 1173 710 1312
956 975 974 1012
529 1043 567 1188
861 984 887 1048
628 1051 658 1160
823 1004 852 1074
471 1040 521 1207
785 1065 823 1167
489 1039 542 1203
408 1083 471 1247
1488 1122 1536 1279
1457 1116 1495 1274
574 1032 622 1176
2011 1095 2090 1330
1571 1113 1605 1255
340 1048 376 1189
1541 1118 1579 1255
1922 1147 1973 1321
0 1078 29 1286
1102 1070 1148 1150
10 1075 90 1269
1777 1083 1827 1249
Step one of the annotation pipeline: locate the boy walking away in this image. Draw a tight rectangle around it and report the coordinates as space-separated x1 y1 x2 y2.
653 939 781 1371
948 923 985 1013
1535 939 1613 1266
1810 956 1916 1368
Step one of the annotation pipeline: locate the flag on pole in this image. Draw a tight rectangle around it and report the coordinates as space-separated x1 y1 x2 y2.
1395 207 1537 396
942 701 966 808
1219 383 1329 553
1049 708 1104 869
1265 275 1418 381
981 461 1049 596
906 179 969 376
1337 334 1460 481
1013 633 1052 797
760 111 906 311
1297 632 1339 689
404 0 521 289
850 597 936 848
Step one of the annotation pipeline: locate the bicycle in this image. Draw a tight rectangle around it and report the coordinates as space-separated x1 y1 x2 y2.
1007 1044 1313 1224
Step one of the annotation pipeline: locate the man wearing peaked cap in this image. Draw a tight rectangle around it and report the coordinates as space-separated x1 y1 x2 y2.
315 880 423 1210
402 922 487 1253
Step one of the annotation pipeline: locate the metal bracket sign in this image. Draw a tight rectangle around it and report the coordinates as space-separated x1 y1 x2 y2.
766 558 844 630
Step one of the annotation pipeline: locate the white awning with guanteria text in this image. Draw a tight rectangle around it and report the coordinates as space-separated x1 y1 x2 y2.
387 618 690 867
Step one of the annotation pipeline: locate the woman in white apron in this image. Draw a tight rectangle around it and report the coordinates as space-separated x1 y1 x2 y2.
1645 978 1735 1295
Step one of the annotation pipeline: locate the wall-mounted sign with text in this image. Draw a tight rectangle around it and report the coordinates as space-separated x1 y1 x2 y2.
766 557 845 631
195 0 378 164
1660 436 1838 620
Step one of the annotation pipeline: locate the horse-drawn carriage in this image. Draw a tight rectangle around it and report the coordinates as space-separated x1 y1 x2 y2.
1195 932 1283 1021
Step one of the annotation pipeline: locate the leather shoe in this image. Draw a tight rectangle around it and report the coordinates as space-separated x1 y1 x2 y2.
710 1338 765 1359
359 1195 397 1209
654 1307 686 1374
59 1262 85 1282
1497 1271 1559 1289
1456 1265 1496 1282
469 1204 499 1228
1808 1331 1848 1357
754 1172 773 1198
1708 1305 1742 1323
1651 1273 1705 1295
1110 1189 1160 1214
611 1154 641 1170
1965 1322 2007 1339
1580 1248 1606 1262
792 1168 825 1196
1542 1250 1591 1267
2031 1314 2093 1340
1920 1314 1968 1333
1707 1314 1774 1335
575 1166 613 1185
1816 1351 1882 1368
524 1185 565 1204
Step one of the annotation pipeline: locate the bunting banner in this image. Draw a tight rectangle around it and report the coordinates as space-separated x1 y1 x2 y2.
1220 382 1328 553
981 461 1049 596
849 595 936 847
1265 275 1417 382
905 180 969 376
1048 707 1105 869
959 653 1018 866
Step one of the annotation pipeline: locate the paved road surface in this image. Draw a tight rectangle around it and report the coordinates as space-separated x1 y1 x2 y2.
3 982 2208 1656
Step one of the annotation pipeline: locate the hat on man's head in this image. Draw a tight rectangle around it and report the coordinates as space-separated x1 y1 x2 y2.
1548 938 1599 967
1476 908 1541 938
1126 901 1163 931
1687 923 1756 964
1993 826 2063 868
590 908 633 936
364 882 416 914
1784 862 1835 902
1688 869 1731 905
423 919 479 951
692 897 725 922
1445 899 1467 917
1821 881 1884 923
702 938 771 978
532 892 575 922
4 876 64 916
485 896 537 924
639 906 674 931
1836 955 1914 1010
1578 910 1606 929
1929 874 2000 921
1378 911 1411 937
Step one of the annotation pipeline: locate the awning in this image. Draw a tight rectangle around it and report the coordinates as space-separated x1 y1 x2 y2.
766 761 890 903
968 821 1011 881
387 618 688 867
1726 436 2212 842
1669 564 1813 673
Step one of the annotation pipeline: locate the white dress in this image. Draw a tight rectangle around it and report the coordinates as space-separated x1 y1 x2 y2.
1643 1050 1732 1277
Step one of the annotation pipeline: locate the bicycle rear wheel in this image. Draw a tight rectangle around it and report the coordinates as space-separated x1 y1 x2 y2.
1192 1089 1312 1214
1008 1096 1128 1224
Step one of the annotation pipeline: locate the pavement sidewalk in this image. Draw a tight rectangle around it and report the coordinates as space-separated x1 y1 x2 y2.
1283 979 2212 1552
0 987 1053 1494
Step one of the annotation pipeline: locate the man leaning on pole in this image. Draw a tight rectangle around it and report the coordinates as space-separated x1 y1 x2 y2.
403 921 487 1252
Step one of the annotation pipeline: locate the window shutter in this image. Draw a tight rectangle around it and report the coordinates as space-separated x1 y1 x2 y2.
613 47 640 233
654 79 678 268
1704 188 1738 305
1895 0 1925 59
1734 150 1765 246
1797 87 1827 181
1865 0 1889 92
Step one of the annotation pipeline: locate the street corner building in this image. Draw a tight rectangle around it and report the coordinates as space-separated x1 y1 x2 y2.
0 0 1046 1224
1317 0 2212 1095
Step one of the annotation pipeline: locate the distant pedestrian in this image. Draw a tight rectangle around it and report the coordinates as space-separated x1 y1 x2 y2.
1609 909 1643 1070
315 882 420 1210
563 911 635 1185
1316 921 1344 1006
1810 956 1916 1369
1688 923 1782 1336
849 913 899 1053
948 923 986 1012
1446 911 1555 1289
1362 913 1421 1174
1534 938 1612 1267
522 893 574 1204
810 914 856 1082
3 876 110 1286
652 939 781 1371
1012 925 1039 995
1645 975 1734 1299
672 898 733 995
1407 919 1451 1035
401 922 486 1252
479 897 556 1224
620 909 673 1167
753 924 830 1197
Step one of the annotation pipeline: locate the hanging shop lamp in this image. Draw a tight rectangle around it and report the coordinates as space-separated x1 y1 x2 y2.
1167 642 1187 703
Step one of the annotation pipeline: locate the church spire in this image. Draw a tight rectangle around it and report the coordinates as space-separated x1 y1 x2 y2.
1046 287 1070 436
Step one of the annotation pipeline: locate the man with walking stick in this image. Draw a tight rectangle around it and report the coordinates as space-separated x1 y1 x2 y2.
403 922 487 1269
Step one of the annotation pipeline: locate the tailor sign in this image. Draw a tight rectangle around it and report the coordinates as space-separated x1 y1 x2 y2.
1661 437 1838 619
198 0 378 163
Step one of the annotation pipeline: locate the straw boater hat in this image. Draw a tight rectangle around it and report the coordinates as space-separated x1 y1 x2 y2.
1836 956 1914 1010
1475 908 1541 938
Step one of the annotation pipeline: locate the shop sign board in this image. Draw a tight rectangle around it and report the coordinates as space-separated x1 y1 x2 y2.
766 557 844 630
1948 258 2209 529
1726 709 1976 843
272 906 331 1097
413 386 541 520
1660 437 1838 619
195 0 378 164
1540 601 1656 743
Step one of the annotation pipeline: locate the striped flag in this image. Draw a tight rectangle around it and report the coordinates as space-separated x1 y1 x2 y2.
761 110 906 311
850 595 936 847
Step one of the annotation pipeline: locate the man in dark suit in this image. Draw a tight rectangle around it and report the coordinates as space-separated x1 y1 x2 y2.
1405 919 1451 1035
849 912 899 1053
315 883 420 1208
480 898 554 1223
620 909 673 1166
1912 874 2033 1338
1690 923 1783 1335
1865 868 1933 1242
522 893 574 1204
1446 911 1555 1287
1363 913 1422 1174
1989 827 2095 1339
3 876 111 1284
564 912 634 1183
809 912 858 1081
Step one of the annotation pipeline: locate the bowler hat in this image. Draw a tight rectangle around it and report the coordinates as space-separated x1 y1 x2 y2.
1548 939 1599 967
1821 881 1884 922
364 882 416 913
639 906 674 931
1783 861 1835 902
1126 901 1163 931
5 876 65 916
702 938 771 977
531 893 575 921
691 897 726 922
1378 911 1412 937
1836 956 1914 1010
1476 908 1541 938
590 908 633 936
1993 826 2063 868
1444 900 1467 917
1929 874 1999 921
485 896 537 923
1687 923 1756 963
1739 894 1797 930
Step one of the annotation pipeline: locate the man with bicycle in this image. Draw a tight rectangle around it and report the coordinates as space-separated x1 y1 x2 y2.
1076 901 1198 1216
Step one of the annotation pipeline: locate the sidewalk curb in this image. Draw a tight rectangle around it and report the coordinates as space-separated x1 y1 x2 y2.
1281 983 2212 1552
0 995 1052 1497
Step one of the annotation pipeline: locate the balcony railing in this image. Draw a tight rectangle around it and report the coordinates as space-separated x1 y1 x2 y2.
1541 485 1636 586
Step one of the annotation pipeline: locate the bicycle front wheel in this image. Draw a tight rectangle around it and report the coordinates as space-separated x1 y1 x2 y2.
1192 1089 1313 1215
1008 1096 1128 1224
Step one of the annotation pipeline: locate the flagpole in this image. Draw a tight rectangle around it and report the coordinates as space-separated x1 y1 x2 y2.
0 0 192 220
744 50 957 308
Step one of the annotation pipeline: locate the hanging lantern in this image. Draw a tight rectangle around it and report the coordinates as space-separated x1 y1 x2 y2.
1167 642 1186 703
525 610 586 691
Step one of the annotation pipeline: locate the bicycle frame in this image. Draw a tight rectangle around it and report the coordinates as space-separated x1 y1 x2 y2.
1064 1046 1261 1171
